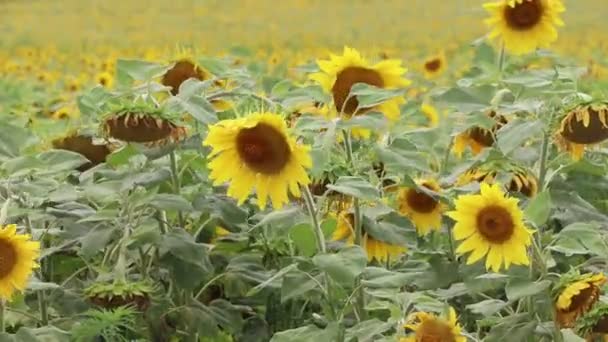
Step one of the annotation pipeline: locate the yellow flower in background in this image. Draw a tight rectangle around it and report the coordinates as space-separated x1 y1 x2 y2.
203 112 312 209
555 273 606 328
483 0 565 55
310 46 410 121
397 179 445 236
331 210 405 263
452 111 508 157
96 71 114 88
447 183 533 272
161 47 209 96
0 224 40 301
456 165 538 198
421 103 439 127
422 51 447 79
402 307 466 342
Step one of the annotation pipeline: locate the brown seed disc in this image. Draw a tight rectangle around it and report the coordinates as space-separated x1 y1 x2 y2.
235 123 290 174
104 114 185 143
331 66 384 116
504 0 543 31
53 135 111 171
476 205 515 243
0 239 17 278
162 60 205 96
560 108 608 145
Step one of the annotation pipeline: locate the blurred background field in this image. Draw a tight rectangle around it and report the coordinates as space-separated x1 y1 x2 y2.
0 0 606 58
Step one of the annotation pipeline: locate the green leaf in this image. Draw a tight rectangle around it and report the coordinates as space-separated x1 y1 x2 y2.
362 267 417 288
270 324 339 342
326 176 379 200
561 329 586 342
344 319 392 341
289 224 317 257
467 299 508 316
281 272 322 302
497 119 544 154
505 278 551 301
254 206 308 229
159 229 214 289
116 59 171 81
0 122 36 161
550 222 608 257
149 194 193 212
435 85 494 112
349 83 405 110
166 95 217 125
524 191 552 226
247 264 298 296
312 246 367 287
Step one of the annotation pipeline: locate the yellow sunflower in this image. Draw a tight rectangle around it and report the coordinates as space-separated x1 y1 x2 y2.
456 165 538 198
421 103 440 127
402 307 466 342
310 46 410 127
332 210 405 263
483 0 566 55
422 52 447 79
447 183 533 272
452 111 508 157
555 273 606 328
96 71 114 89
0 224 40 301
397 179 445 236
203 112 312 209
555 103 608 161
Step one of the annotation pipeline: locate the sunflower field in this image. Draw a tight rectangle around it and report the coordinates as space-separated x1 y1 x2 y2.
2 0 608 341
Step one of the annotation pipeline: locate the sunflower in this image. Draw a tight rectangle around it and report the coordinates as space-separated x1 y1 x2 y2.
422 52 447 79
96 71 114 89
310 46 410 122
203 112 312 209
456 164 538 198
52 132 114 172
332 210 405 263
402 307 466 342
162 48 208 96
555 103 608 161
85 281 153 311
447 183 533 272
102 104 187 145
397 179 445 236
421 103 440 127
0 224 40 301
452 111 508 157
555 272 606 328
483 0 566 55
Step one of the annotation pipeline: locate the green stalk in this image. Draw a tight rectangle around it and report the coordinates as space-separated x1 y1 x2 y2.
24 218 48 325
302 186 326 253
497 42 506 77
538 131 550 191
0 300 4 333
169 150 185 228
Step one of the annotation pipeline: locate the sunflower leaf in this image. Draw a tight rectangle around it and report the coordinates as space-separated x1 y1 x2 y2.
349 83 406 110
312 246 367 287
524 191 552 226
505 278 551 301
326 176 379 200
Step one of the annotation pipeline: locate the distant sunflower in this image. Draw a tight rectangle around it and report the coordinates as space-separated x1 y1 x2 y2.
556 103 608 161
555 272 606 328
402 307 466 342
447 183 533 272
397 179 445 236
310 46 410 121
332 210 405 263
452 111 508 157
483 0 566 55
456 164 538 198
162 48 209 95
203 112 312 209
96 71 114 89
0 224 40 301
421 103 440 127
422 52 447 79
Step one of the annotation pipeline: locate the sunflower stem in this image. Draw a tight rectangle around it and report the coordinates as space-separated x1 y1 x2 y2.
302 186 326 253
24 218 49 326
0 300 4 333
169 149 186 228
497 42 506 77
538 131 550 191
342 130 355 169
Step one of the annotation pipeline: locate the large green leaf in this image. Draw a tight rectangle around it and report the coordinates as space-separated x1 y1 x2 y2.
312 246 367 287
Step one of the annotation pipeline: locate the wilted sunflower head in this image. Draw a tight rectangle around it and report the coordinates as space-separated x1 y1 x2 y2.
402 307 466 342
422 52 447 79
84 281 154 311
101 102 187 145
310 46 410 121
52 131 115 172
554 271 607 328
483 0 566 55
556 102 608 161
457 162 538 198
453 111 508 157
162 47 208 96
575 303 608 337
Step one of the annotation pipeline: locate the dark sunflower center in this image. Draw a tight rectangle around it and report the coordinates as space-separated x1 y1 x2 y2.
561 108 608 144
468 112 508 147
406 184 439 214
99 77 108 86
424 59 442 72
566 286 598 313
332 66 384 116
236 123 290 174
476 205 515 243
504 0 543 30
416 319 456 342
0 239 17 278
162 60 205 96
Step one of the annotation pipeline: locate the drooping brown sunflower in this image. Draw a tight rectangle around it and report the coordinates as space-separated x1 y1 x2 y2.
85 281 154 311
161 49 208 96
555 272 606 328
452 111 508 157
52 133 114 171
456 163 538 198
556 103 608 161
575 303 608 339
102 105 187 145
